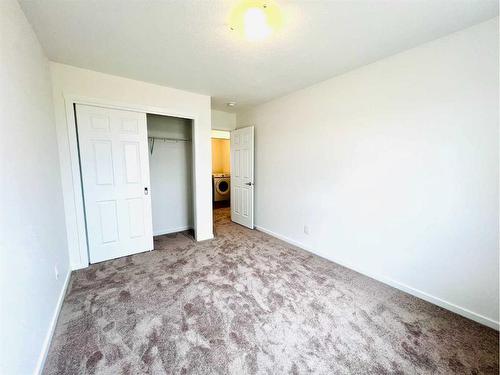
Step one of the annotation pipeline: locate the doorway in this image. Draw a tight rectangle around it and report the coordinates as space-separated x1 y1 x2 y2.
211 130 231 210
212 126 255 230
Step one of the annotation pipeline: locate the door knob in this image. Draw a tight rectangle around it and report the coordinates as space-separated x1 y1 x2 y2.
245 182 253 186
144 187 149 195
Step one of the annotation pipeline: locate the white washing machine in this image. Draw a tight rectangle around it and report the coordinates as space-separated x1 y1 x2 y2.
213 173 230 202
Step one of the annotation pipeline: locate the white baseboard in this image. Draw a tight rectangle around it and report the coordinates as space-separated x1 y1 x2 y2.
154 226 192 236
34 270 72 374
255 225 499 331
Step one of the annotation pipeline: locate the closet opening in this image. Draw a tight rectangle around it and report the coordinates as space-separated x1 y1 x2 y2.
147 114 195 244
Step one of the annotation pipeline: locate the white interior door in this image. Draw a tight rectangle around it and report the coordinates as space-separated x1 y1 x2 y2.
76 104 153 263
230 126 254 228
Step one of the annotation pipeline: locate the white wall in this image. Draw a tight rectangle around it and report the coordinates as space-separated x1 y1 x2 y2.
237 18 499 329
148 114 193 235
212 109 236 131
50 62 213 270
0 1 70 373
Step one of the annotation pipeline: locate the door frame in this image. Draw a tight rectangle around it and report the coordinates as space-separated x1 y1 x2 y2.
64 95 200 268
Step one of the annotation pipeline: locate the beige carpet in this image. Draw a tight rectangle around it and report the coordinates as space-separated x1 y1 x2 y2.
43 208 498 374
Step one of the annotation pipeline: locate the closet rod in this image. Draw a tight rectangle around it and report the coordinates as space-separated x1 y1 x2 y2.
148 136 191 142
148 136 191 155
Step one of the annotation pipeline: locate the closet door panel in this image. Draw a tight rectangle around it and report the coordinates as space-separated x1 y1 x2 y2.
76 104 153 263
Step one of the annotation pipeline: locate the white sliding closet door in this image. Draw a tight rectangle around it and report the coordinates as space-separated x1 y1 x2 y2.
76 104 153 263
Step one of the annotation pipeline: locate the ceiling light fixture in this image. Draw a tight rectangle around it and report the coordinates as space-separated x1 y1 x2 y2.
226 102 237 107
243 6 272 41
229 1 282 42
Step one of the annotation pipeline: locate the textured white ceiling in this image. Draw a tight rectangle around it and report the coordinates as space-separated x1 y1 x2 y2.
20 0 498 112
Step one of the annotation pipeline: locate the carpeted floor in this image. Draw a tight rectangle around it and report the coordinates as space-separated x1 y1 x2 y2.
44 208 498 374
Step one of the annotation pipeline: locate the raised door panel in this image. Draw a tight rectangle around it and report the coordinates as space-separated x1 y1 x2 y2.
93 141 114 186
96 200 119 244
120 118 139 134
241 149 249 179
234 187 241 214
90 115 110 131
127 198 145 238
242 189 249 217
123 142 141 184
234 150 241 177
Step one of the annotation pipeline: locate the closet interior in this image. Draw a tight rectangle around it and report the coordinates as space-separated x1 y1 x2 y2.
147 114 194 238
